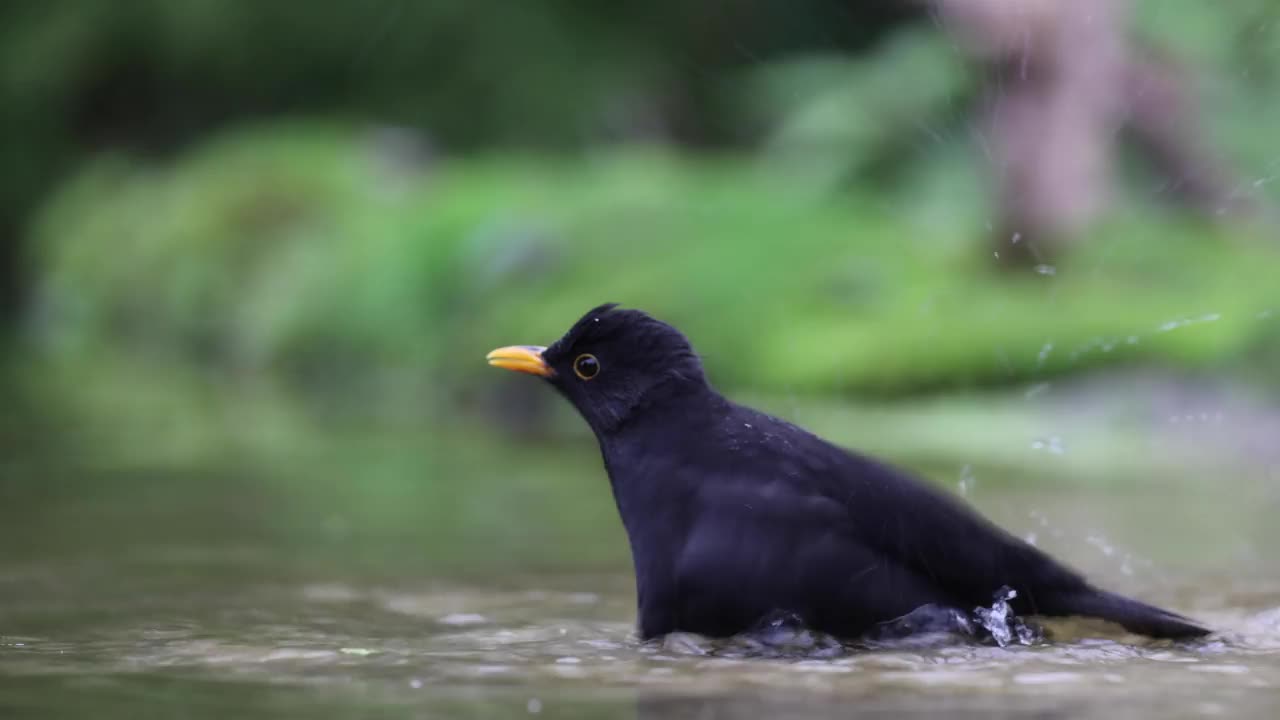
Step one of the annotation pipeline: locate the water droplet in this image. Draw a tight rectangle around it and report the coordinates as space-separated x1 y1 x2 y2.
1030 436 1065 455
527 699 543 714
1036 343 1054 366
1086 534 1116 557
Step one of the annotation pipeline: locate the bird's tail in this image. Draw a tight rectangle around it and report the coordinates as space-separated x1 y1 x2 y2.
1043 588 1210 639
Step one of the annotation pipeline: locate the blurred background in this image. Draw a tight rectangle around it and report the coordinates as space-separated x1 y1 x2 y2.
2 1 1280 717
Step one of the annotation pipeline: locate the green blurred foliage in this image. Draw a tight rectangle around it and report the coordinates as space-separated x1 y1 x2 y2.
1 1 1278 610
26 124 1280 403
1 0 920 319
0 0 914 222
4 1 1280 400
1132 0 1280 174
0 0 917 145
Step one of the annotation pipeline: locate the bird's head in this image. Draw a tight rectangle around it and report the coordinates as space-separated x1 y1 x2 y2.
486 303 708 434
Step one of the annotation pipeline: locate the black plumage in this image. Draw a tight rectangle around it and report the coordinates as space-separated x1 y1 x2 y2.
486 304 1209 641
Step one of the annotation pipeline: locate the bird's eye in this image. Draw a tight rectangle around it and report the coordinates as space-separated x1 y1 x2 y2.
573 354 600 380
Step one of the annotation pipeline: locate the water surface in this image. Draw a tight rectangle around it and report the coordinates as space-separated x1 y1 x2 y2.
3 374 1279 718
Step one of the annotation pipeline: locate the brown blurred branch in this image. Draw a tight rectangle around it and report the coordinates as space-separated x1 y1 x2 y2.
932 0 1255 266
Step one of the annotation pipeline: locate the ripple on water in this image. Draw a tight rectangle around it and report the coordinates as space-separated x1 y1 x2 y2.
5 580 1279 712
1012 671 1086 685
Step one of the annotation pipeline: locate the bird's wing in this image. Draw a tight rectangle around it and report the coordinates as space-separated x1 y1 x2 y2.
726 406 1089 612
678 468 964 635
836 450 1086 606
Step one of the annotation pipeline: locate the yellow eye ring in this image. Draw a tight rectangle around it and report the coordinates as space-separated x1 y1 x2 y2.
573 354 600 380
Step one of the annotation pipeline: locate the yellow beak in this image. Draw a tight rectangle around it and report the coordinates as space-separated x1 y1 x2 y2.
486 345 553 377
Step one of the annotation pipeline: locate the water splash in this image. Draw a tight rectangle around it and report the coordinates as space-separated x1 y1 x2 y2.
957 464 976 496
1056 311 1231 368
725 611 845 658
974 587 1040 648
1156 313 1222 333
1036 343 1054 368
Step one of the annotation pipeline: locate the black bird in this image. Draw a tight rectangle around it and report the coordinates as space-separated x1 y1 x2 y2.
486 304 1209 641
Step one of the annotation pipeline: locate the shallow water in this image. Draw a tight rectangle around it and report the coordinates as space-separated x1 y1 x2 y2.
3 563 1279 719
3 378 1280 718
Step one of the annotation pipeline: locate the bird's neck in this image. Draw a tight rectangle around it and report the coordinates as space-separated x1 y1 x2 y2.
597 379 720 445
588 371 713 437
595 383 724 512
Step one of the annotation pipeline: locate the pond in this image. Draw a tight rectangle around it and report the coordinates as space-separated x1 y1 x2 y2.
2 370 1279 718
